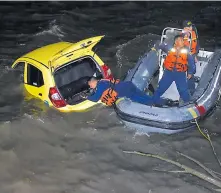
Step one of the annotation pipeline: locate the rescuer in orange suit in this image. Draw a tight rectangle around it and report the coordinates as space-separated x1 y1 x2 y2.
152 35 195 105
182 20 199 62
84 77 154 106
182 20 199 95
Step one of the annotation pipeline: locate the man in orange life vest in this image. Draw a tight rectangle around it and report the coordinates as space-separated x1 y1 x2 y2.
85 77 154 106
182 20 199 62
182 20 199 95
152 34 195 105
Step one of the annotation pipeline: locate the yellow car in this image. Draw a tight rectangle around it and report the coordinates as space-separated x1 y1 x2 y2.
11 35 113 112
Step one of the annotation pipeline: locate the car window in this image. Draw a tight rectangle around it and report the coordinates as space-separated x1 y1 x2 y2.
13 61 25 82
14 61 25 71
27 63 44 87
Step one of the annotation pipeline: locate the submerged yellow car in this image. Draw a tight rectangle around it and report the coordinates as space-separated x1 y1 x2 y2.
11 36 113 112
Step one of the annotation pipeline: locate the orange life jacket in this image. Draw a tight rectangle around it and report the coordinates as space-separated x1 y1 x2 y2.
100 79 120 106
164 47 188 72
184 30 197 55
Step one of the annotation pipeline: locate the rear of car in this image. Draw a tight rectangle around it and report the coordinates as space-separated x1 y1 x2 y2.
48 55 113 112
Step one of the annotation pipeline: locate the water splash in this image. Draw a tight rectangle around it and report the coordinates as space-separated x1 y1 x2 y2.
116 34 147 69
115 33 160 77
35 19 65 38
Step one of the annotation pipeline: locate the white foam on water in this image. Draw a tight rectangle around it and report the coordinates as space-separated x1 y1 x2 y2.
35 20 65 38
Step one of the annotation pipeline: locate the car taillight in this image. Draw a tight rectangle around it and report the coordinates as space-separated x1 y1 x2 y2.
49 87 66 108
101 64 113 80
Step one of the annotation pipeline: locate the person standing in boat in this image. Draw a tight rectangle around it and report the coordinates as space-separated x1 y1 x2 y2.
83 77 154 106
152 35 195 105
182 20 199 62
182 20 199 95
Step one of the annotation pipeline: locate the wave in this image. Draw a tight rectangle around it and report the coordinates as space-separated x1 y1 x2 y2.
115 33 160 77
35 19 65 38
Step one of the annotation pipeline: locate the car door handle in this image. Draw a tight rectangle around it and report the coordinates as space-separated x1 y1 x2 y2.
39 93 42 96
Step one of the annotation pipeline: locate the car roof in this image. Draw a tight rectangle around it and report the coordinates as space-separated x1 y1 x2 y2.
15 36 105 70
21 42 73 67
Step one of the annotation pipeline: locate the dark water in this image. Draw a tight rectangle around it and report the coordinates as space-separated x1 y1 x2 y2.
1 1 221 193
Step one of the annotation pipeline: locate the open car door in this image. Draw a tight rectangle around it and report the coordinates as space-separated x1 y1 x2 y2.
158 27 192 101
48 35 105 71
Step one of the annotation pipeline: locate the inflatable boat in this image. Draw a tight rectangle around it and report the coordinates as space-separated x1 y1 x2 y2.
114 27 221 134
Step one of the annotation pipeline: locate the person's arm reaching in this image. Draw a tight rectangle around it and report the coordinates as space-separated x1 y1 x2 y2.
159 43 171 54
87 81 111 102
87 86 103 102
153 40 170 54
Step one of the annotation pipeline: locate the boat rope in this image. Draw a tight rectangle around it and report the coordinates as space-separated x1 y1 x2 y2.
194 118 221 168
194 118 209 141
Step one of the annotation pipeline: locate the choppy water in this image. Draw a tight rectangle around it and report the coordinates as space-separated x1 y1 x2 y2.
1 2 221 193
